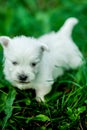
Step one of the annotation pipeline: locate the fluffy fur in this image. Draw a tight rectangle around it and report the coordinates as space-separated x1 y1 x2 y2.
0 17 83 101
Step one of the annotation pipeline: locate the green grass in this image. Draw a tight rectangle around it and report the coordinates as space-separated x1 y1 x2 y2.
0 0 87 130
0 64 87 130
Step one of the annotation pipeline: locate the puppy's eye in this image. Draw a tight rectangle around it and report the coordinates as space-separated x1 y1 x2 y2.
12 61 18 65
31 62 37 67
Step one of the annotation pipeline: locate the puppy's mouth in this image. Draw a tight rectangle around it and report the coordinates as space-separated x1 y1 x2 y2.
15 80 30 84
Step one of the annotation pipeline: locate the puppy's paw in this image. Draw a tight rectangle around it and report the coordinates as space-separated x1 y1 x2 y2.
36 96 45 102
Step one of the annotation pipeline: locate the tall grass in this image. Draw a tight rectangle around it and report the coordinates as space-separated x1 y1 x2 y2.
0 0 87 129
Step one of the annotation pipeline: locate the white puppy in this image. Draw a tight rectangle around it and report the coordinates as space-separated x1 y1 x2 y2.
0 18 82 101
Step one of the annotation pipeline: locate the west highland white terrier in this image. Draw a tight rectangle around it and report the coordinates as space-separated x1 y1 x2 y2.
0 18 83 101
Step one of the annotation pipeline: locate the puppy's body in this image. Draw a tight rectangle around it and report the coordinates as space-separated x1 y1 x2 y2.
0 18 82 101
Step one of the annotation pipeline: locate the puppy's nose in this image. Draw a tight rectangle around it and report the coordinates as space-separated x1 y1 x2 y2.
18 74 28 81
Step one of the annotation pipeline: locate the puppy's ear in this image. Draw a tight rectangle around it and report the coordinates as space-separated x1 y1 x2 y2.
40 44 49 52
0 36 11 48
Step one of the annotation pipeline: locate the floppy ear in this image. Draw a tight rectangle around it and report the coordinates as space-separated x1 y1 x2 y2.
0 36 11 48
40 43 49 52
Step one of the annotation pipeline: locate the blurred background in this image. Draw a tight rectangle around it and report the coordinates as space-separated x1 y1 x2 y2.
0 0 87 55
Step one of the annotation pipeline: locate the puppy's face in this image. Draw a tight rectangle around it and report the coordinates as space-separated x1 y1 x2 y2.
0 36 48 89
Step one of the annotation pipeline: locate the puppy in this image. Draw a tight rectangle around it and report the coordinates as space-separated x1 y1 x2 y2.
0 18 83 101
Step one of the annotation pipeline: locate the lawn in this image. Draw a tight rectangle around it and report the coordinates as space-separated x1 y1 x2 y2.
0 0 87 130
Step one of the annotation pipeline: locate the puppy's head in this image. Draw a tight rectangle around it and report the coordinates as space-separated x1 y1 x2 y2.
0 36 48 89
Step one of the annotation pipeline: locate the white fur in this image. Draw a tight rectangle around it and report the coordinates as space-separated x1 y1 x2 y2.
0 18 83 101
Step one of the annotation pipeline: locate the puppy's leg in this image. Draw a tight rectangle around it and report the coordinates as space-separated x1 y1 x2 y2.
35 83 52 102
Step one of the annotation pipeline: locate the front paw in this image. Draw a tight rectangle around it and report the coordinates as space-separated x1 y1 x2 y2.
35 85 52 102
36 96 45 102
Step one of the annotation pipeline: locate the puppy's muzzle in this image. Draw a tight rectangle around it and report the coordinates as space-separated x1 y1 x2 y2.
18 74 28 82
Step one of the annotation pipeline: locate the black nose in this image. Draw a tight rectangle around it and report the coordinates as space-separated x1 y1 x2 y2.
18 74 28 81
